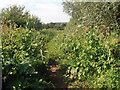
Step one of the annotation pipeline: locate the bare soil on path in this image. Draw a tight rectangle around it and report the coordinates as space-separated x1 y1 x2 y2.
48 63 68 88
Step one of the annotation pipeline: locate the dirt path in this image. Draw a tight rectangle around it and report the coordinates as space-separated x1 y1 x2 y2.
48 63 68 88
43 33 68 88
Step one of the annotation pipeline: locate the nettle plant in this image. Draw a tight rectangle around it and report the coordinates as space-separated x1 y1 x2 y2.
60 29 120 88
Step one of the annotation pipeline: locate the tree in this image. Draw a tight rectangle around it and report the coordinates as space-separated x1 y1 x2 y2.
62 1 120 27
42 23 49 29
1 5 29 27
60 23 66 30
1 5 42 30
49 22 55 28
28 15 42 30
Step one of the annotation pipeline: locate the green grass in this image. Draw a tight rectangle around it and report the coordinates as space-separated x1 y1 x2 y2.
44 30 64 63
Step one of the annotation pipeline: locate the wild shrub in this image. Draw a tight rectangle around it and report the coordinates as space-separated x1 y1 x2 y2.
59 28 120 88
2 24 54 89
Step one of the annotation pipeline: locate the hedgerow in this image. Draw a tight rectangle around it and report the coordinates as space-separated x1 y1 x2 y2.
2 24 55 89
57 27 120 88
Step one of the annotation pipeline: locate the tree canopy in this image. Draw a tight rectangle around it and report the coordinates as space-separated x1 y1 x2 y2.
62 1 120 27
1 5 42 30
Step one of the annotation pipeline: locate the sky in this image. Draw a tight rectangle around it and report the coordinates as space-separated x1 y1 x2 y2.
0 0 71 23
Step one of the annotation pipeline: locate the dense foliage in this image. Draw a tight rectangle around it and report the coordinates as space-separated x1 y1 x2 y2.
42 25 120 88
63 1 120 34
1 2 120 89
42 22 66 30
59 29 119 88
63 1 120 26
2 24 56 89
27 15 42 30
54 1 120 88
1 5 42 30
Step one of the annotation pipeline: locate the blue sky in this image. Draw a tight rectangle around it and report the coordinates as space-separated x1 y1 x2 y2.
0 0 70 23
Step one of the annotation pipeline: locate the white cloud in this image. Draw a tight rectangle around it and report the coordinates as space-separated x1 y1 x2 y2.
0 0 28 8
27 2 70 23
0 0 70 23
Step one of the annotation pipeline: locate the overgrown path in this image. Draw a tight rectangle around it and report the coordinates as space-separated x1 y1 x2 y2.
43 31 68 88
48 62 68 88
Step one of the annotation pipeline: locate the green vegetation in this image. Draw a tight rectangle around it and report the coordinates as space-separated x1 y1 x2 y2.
56 29 119 88
1 2 120 89
63 2 120 27
2 25 56 89
1 5 42 30
44 25 120 88
0 22 2 75
42 22 67 30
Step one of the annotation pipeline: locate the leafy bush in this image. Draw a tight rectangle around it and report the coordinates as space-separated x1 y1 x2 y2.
57 28 120 88
2 24 55 89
